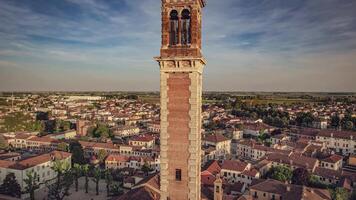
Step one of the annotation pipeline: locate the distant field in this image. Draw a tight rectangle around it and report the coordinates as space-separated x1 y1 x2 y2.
139 96 160 104
242 98 317 105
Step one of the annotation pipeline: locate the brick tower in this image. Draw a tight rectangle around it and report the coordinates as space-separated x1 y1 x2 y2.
155 0 206 200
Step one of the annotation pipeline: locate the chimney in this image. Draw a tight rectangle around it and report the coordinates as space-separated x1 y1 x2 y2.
214 175 223 200
286 186 291 192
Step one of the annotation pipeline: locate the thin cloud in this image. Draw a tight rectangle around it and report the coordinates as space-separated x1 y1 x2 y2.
0 0 355 91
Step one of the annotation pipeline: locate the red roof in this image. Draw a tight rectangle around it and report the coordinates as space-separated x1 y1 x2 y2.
0 151 71 170
203 160 221 175
322 154 343 163
221 160 248 172
204 133 229 143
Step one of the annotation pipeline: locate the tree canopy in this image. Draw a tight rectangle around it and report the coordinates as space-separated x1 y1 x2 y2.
0 173 21 198
267 166 292 182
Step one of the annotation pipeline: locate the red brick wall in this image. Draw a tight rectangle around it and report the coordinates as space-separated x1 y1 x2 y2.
167 73 191 200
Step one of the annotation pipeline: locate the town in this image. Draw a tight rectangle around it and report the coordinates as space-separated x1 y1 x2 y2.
0 92 355 200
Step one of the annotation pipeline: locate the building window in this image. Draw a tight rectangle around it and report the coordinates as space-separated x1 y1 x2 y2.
181 9 191 45
175 169 182 181
169 10 179 46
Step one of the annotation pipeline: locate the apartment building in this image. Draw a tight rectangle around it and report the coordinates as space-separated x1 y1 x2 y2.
315 130 356 156
248 179 331 200
0 151 71 191
202 133 231 161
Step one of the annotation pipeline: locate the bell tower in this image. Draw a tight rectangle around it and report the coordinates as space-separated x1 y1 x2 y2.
155 0 206 200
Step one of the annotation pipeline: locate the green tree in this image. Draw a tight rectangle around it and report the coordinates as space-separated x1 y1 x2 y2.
344 121 354 130
291 168 310 186
141 162 151 175
94 124 111 138
97 149 107 163
110 184 124 196
69 141 85 165
295 112 315 127
72 164 82 192
24 171 40 200
27 120 44 132
56 120 71 132
330 115 340 129
57 142 68 152
330 187 350 200
267 166 292 182
3 112 37 132
0 173 21 197
82 164 90 193
105 170 113 197
0 134 8 150
47 160 73 200
308 175 327 189
91 168 102 195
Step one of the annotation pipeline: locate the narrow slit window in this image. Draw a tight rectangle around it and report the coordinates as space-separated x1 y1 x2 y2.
175 169 182 181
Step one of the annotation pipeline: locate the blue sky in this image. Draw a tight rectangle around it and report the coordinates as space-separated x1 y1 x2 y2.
0 0 355 92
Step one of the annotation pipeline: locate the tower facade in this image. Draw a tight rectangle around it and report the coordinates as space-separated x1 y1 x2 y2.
155 0 206 200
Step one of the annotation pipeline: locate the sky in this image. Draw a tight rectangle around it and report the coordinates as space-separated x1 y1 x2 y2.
0 0 356 92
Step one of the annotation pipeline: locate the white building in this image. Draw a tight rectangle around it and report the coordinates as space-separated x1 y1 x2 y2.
0 151 71 193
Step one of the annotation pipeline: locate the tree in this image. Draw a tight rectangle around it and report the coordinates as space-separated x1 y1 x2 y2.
344 121 354 130
267 166 292 182
308 175 327 189
291 168 310 185
110 184 124 196
24 171 40 200
27 120 44 132
57 142 68 152
295 112 315 127
0 173 21 197
330 187 350 200
69 141 85 165
3 112 41 132
93 124 111 138
141 162 151 175
72 164 82 192
47 160 73 200
97 149 107 163
82 164 90 193
55 120 71 132
0 134 8 150
331 115 340 129
91 168 102 195
105 170 113 196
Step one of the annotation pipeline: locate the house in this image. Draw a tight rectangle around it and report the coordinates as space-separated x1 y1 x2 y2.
113 126 140 138
128 134 155 149
243 122 274 137
265 152 319 172
315 130 356 156
220 160 260 186
0 151 71 192
233 139 291 161
115 174 160 200
48 130 76 140
147 122 160 134
105 154 160 172
248 179 331 200
320 154 343 171
202 133 231 161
